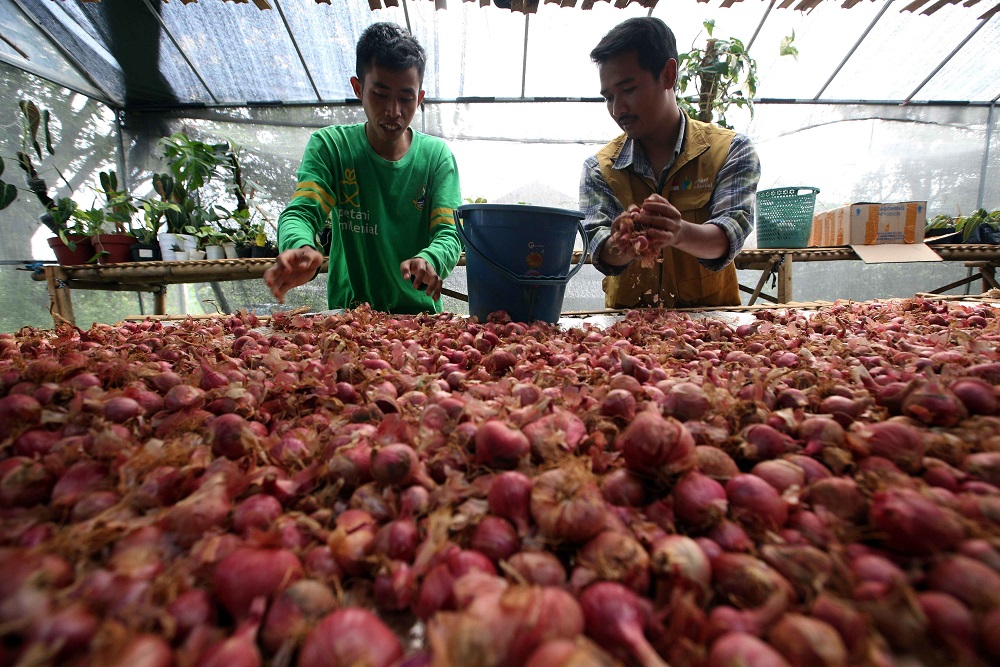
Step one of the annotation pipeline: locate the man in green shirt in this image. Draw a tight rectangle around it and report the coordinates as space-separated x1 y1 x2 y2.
264 22 462 314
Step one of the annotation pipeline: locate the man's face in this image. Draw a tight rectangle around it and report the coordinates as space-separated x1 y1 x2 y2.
351 65 425 155
598 50 675 143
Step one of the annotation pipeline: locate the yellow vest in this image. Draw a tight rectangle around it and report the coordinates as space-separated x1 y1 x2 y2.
598 117 741 309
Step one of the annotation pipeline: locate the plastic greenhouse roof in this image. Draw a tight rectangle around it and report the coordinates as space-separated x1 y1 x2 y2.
1 0 998 110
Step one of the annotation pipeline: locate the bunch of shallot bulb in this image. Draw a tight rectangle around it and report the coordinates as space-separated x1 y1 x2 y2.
0 298 999 666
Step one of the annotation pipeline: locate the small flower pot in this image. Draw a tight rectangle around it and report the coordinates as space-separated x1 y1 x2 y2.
92 233 137 264
223 242 239 259
251 245 279 258
235 244 254 258
48 235 93 265
158 233 179 260
173 250 190 261
176 233 198 253
205 245 226 260
188 249 206 260
129 242 161 261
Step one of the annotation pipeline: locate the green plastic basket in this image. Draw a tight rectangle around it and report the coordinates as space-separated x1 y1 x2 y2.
756 187 820 249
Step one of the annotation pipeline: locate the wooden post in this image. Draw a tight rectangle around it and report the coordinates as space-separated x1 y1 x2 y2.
44 266 76 326
778 254 793 304
154 286 167 315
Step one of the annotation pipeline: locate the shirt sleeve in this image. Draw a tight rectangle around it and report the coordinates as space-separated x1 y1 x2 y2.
579 154 629 277
698 133 761 272
415 145 462 279
277 132 334 253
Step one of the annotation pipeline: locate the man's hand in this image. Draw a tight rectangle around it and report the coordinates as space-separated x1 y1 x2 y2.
634 194 686 251
264 246 324 304
600 205 642 266
400 257 442 301
638 193 729 260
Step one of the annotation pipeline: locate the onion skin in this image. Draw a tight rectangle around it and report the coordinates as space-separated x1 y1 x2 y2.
475 420 530 469
726 474 788 532
530 468 607 544
488 471 533 533
572 531 651 595
504 551 567 587
299 608 403 667
926 554 1000 611
212 548 304 619
649 535 711 604
580 582 668 667
110 633 174 667
618 410 696 481
852 419 928 473
707 632 792 667
869 488 965 555
471 516 520 563
260 580 338 654
673 471 728 531
809 595 869 663
982 607 1000 661
767 613 848 667
211 413 260 460
524 637 617 667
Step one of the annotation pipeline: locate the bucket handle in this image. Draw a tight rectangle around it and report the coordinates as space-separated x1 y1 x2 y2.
453 210 589 286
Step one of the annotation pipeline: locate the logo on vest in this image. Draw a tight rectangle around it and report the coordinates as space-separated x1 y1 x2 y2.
670 177 713 192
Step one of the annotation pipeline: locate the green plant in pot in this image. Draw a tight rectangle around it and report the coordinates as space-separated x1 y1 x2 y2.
88 170 140 263
676 20 797 129
9 99 92 263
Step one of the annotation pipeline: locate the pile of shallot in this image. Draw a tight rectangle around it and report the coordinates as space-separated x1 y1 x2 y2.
1 297 999 666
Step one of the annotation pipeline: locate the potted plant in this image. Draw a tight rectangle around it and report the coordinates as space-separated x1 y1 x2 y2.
153 132 228 258
676 20 797 129
131 199 180 261
10 99 92 264
88 170 139 264
198 227 230 260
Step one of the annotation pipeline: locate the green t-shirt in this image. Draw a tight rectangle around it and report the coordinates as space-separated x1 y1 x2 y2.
277 123 462 314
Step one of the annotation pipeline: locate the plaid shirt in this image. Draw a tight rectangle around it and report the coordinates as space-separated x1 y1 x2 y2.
580 114 761 274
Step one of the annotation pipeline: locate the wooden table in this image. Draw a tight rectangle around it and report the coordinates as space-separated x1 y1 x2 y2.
733 244 1000 306
33 258 296 326
31 245 1000 326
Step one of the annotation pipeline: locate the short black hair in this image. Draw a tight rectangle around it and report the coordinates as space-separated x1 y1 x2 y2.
356 22 427 84
590 17 678 79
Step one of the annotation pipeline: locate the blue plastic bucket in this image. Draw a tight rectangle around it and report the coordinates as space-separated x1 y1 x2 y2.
455 204 588 324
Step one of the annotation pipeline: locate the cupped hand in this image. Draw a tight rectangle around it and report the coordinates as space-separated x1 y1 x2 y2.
400 257 442 301
263 246 324 304
635 194 685 250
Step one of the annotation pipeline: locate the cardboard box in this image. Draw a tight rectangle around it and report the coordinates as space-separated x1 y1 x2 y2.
810 201 940 263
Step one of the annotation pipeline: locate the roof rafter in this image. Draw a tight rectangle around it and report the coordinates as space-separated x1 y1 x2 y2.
68 0 1000 19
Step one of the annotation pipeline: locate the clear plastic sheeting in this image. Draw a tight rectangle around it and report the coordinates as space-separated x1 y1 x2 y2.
4 0 999 107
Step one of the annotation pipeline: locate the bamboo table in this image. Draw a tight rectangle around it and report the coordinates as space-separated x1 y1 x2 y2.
33 258 300 327
31 246 1000 326
732 244 1000 306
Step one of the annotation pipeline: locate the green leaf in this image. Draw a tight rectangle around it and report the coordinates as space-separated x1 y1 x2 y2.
0 180 16 210
42 110 54 155
780 32 799 60
703 19 716 37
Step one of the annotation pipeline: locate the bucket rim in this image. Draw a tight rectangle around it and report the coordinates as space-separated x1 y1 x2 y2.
456 203 584 220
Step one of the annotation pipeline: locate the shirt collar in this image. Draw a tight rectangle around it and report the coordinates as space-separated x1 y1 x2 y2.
611 113 687 179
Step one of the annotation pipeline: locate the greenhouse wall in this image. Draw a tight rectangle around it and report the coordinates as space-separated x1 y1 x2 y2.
1 68 997 331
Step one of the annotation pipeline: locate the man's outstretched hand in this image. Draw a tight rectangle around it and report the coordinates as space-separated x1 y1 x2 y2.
400 257 442 301
264 246 324 304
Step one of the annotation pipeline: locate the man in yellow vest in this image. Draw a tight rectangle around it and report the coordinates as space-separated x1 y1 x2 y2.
581 17 760 309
